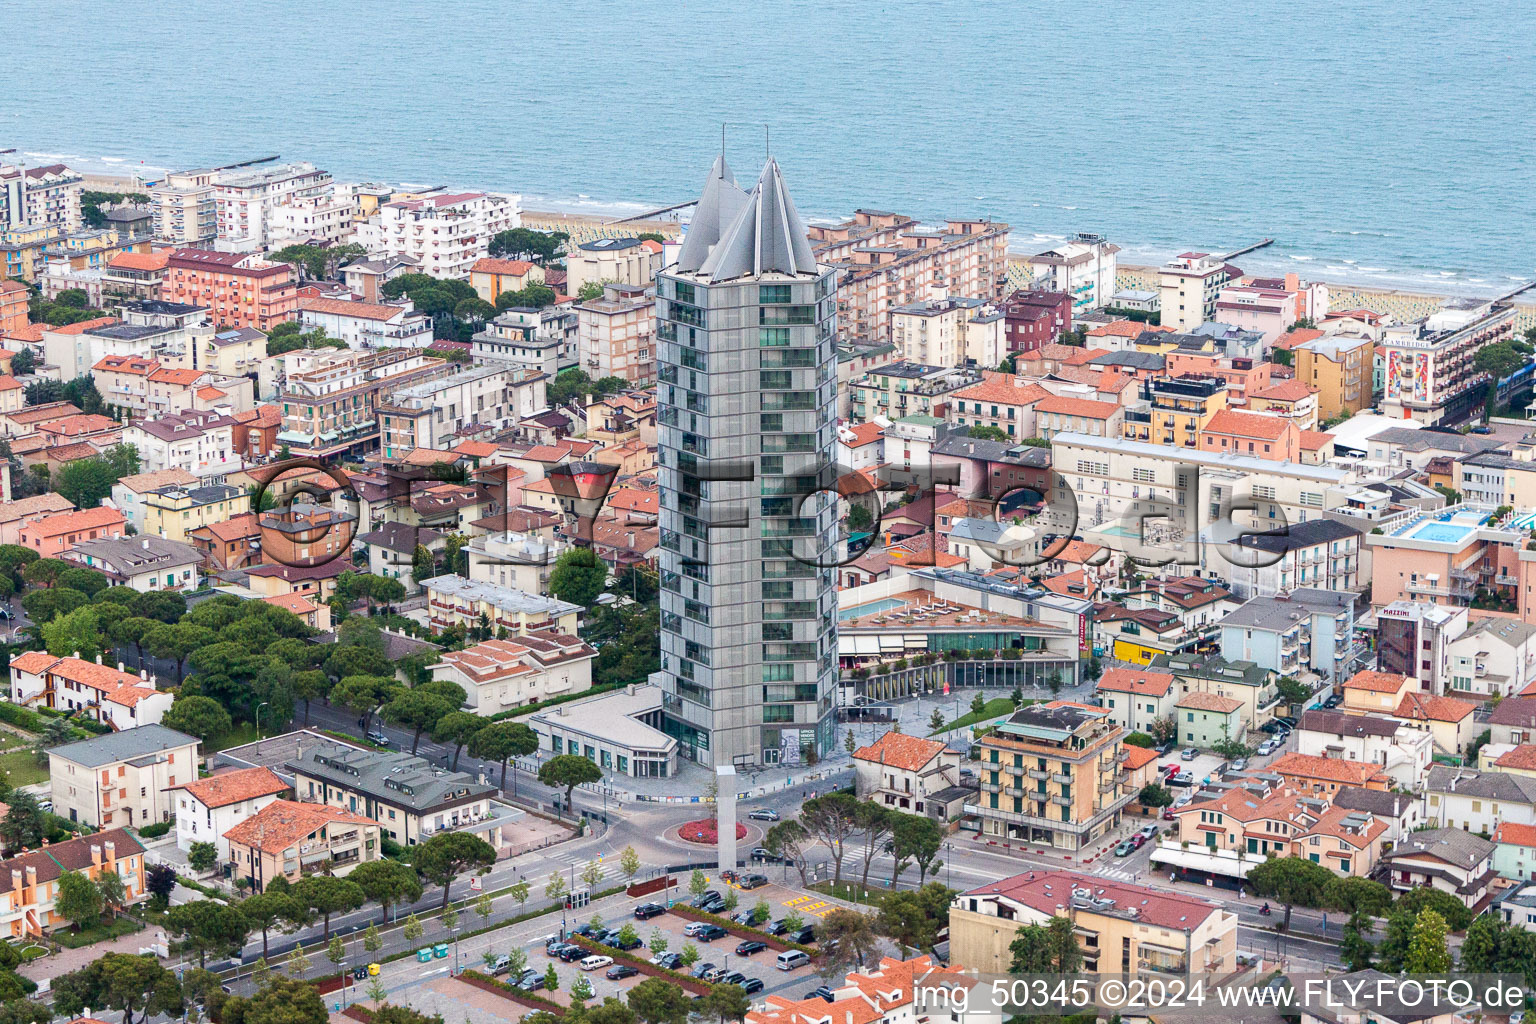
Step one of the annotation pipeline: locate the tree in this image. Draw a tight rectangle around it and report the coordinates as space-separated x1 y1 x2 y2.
1245 856 1334 931
383 688 456 754
547 368 596 406
51 952 183 1024
97 869 127 919
539 754 602 818
57 566 108 596
162 695 234 745
577 281 606 302
241 891 303 959
1404 909 1452 973
495 284 557 310
548 548 607 607
1460 913 1501 972
326 935 346 969
402 914 424 944
508 879 530 912
285 945 312 979
1008 916 1082 973
800 793 861 885
765 820 812 886
1275 676 1311 709
42 604 105 661
628 978 692 1024
890 814 945 885
413 832 496 909
1322 876 1393 919
222 976 327 1024
543 963 560 992
56 455 132 509
144 862 176 909
816 909 881 979
166 900 251 967
331 674 399 735
187 840 218 873
292 876 366 939
1148 716 1178 744
0 792 46 850
55 870 104 930
1340 917 1375 971
966 425 1011 442
970 693 986 716
1138 783 1173 809
877 889 945 956
1211 737 1252 759
1123 732 1154 748
679 942 700 967
1394 884 1473 931
699 985 750 1024
488 228 567 264
546 871 568 903
432 711 485 770
580 858 604 889
349 860 423 925
854 804 895 888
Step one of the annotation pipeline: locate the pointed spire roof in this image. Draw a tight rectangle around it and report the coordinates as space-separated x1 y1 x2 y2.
675 154 749 274
696 158 820 283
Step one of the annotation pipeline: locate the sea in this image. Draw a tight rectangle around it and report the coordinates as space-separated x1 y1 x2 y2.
5 0 1535 296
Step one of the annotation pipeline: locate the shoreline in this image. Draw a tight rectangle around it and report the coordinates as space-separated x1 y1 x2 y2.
70 158 1522 312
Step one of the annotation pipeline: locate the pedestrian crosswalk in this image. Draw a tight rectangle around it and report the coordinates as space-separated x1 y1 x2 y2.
1090 865 1144 883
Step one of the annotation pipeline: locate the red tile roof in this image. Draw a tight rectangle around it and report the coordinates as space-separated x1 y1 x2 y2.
223 799 374 851
298 297 406 322
470 258 537 276
1250 379 1317 402
1270 751 1386 786
852 733 948 772
1035 394 1121 419
21 506 125 539
1203 408 1294 440
1097 668 1175 696
170 767 289 809
1396 692 1475 723
107 251 169 272
963 869 1222 930
1344 669 1413 694
1494 745 1536 771
1493 822 1536 848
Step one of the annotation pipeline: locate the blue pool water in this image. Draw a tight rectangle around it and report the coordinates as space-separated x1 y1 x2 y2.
840 597 905 620
1409 523 1475 544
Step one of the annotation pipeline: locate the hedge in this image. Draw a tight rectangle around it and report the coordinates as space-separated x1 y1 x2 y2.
566 935 709 995
137 821 172 839
663 905 816 956
488 683 627 722
458 969 567 1016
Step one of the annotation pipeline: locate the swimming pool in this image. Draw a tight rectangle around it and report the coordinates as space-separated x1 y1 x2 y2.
1406 521 1475 544
839 597 905 620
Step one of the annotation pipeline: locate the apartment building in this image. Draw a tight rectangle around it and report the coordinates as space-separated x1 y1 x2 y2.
1379 297 1517 425
296 296 431 348
379 363 547 459
343 255 421 303
1093 667 1178 734
1226 519 1367 599
564 236 663 297
150 168 222 246
9 652 173 732
1366 509 1520 610
1379 828 1497 908
1295 332 1374 420
141 482 250 543
945 372 1048 439
60 536 201 593
850 361 982 422
211 161 333 251
17 506 127 557
1198 408 1301 462
0 831 146 937
465 529 567 594
971 701 1133 851
949 869 1236 975
1121 375 1229 450
1446 617 1536 697
808 210 1008 344
356 192 520 279
429 633 597 715
852 732 962 820
0 162 83 231
110 469 195 530
422 574 582 635
101 250 171 300
46 725 200 828
1035 395 1124 440
888 294 1003 367
266 190 357 249
1295 709 1431 791
468 257 544 304
1167 778 1386 877
160 248 298 330
1218 588 1364 682
123 409 240 479
1154 651 1278 734
1157 253 1242 332
224 799 380 889
200 327 266 377
275 347 452 461
1025 234 1119 312
170 767 290 862
575 281 654 384
471 307 563 378
1212 273 1327 345
286 742 506 849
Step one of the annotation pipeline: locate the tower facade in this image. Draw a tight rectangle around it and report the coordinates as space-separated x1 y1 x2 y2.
654 155 840 769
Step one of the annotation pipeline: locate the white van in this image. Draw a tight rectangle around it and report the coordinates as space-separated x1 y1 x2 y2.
579 955 614 972
776 950 810 971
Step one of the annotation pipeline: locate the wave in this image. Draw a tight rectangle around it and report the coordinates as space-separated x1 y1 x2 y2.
1289 255 1314 261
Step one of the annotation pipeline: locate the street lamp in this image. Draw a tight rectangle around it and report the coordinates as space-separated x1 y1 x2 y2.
255 701 270 740
944 842 952 888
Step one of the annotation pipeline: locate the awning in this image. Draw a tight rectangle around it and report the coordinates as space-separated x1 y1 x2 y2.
1148 843 1252 880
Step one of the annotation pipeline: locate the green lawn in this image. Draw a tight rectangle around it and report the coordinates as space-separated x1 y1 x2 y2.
808 879 893 905
206 721 262 754
0 749 47 788
930 697 1031 735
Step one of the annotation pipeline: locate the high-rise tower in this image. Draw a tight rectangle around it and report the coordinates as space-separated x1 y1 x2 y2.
653 154 840 769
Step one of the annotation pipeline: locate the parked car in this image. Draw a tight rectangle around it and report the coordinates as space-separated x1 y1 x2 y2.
721 971 748 987
517 969 546 992
1138 825 1158 840
765 918 791 936
790 926 817 944
652 952 683 969
1323 694 1343 709
1180 747 1199 761
571 923 601 938
634 902 666 920
697 924 729 942
1161 763 1181 775
1162 809 1176 821
606 965 640 980
1472 425 1493 434
751 847 780 862
1114 840 1136 857
698 897 727 914
1256 740 1278 756
736 940 767 956
610 932 643 951
683 921 710 937
490 955 513 976
692 962 717 979
546 942 576 959
731 910 757 925
557 945 588 963
1275 715 1297 727
740 874 769 889
366 729 391 747
747 808 780 821
701 966 730 983
741 978 765 994
1154 741 1173 755
691 890 722 908
1230 758 1249 772
1167 773 1194 788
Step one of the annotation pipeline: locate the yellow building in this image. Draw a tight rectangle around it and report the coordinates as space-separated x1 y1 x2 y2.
0 223 61 282
469 258 546 304
141 482 251 543
949 869 1238 975
1125 375 1229 449
974 700 1133 851
1294 333 1374 420
48 227 151 273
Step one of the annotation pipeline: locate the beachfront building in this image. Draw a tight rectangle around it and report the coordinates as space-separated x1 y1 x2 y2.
564 236 664 297
1212 273 1327 345
468 258 544 304
1157 252 1242 332
212 161 334 252
1025 234 1119 312
653 155 840 769
356 192 519 280
1378 297 1518 425
807 209 1009 345
0 162 82 231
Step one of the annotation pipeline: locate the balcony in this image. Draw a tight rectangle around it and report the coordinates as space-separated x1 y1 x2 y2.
1051 795 1072 807
1051 772 1072 784
1027 768 1049 780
